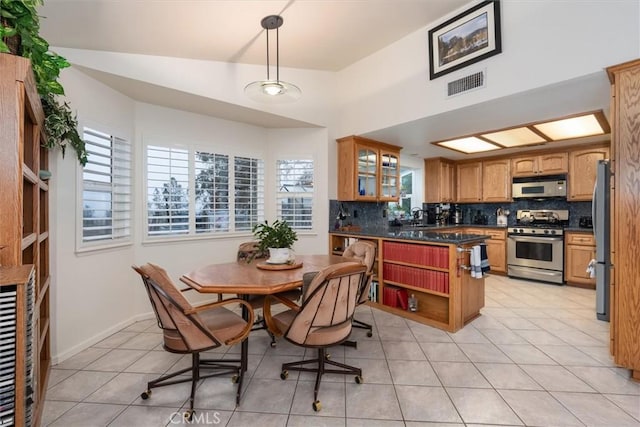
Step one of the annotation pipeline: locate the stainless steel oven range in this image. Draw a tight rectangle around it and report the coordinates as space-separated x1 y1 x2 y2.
507 209 568 285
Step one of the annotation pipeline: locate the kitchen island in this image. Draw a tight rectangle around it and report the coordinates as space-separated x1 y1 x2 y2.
330 227 489 332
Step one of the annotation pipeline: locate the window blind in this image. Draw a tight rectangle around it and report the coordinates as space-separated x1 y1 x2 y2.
276 159 313 230
81 128 132 243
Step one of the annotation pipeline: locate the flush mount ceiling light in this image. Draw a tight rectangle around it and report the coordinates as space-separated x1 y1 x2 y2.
533 111 610 140
245 15 301 104
481 126 549 147
435 137 501 154
432 110 609 155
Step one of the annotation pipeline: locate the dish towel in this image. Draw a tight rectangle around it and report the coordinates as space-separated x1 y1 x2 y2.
471 245 482 279
586 259 597 278
480 243 490 275
470 244 490 279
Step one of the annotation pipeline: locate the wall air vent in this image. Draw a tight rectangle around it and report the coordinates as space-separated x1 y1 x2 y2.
447 70 486 97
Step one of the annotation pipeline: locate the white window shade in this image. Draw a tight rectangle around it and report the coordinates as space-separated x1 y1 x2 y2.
146 146 189 236
81 128 131 244
235 156 264 231
277 159 313 230
195 151 229 233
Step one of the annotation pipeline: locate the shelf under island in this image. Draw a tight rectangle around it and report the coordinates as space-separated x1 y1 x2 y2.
330 229 489 333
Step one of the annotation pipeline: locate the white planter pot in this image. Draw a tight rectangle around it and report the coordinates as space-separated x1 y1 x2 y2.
268 248 294 264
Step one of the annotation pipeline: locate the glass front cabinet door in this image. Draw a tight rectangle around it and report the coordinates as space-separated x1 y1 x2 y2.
357 144 378 200
379 150 399 201
337 135 402 202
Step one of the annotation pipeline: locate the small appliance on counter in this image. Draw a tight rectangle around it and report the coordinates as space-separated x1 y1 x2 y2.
453 204 463 224
579 216 593 228
496 207 509 226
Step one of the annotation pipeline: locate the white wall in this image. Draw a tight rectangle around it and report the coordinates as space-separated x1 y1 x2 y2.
51 76 331 362
327 0 640 197
51 67 139 362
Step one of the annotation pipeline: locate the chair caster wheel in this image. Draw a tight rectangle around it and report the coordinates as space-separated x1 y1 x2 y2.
231 375 239 384
141 390 151 399
280 370 289 380
367 331 373 337
355 375 363 384
312 400 322 412
184 410 194 421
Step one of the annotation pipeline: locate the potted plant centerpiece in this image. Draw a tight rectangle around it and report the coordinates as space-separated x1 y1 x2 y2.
252 220 298 264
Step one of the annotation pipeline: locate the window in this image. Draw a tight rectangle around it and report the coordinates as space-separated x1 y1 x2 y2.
147 146 189 236
276 159 313 230
234 156 264 231
194 151 229 232
81 128 132 245
145 144 264 238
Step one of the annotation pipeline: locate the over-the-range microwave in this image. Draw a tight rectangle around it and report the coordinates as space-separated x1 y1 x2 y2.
512 178 567 199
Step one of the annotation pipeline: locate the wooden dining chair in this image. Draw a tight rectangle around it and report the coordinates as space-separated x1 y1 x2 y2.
263 261 367 411
132 263 254 420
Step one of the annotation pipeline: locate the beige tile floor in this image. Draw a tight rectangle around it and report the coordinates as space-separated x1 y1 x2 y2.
42 274 640 426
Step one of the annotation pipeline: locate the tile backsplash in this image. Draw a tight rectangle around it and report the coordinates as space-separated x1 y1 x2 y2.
329 199 592 230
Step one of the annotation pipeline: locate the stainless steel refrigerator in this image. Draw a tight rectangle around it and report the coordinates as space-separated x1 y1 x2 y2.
593 159 611 322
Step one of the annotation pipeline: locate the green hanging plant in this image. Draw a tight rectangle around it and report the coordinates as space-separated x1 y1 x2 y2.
1 0 88 166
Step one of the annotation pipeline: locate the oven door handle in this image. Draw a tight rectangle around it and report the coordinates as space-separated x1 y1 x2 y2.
508 236 563 243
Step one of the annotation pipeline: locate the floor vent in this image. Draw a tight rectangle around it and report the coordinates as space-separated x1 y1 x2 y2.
447 70 486 97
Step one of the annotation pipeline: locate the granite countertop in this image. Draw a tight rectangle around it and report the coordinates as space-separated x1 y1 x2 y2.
564 227 595 233
330 225 490 244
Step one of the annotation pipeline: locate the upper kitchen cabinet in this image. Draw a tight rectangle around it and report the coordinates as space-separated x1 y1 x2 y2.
337 135 402 202
424 157 455 203
456 161 482 202
568 145 610 201
511 152 568 177
482 159 511 202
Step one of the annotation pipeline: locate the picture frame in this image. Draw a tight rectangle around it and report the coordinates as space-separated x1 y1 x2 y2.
428 1 502 80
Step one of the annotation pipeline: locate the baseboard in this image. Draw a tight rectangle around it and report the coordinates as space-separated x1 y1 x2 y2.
51 311 154 365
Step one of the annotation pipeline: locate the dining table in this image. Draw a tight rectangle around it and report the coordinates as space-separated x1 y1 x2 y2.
179 254 351 404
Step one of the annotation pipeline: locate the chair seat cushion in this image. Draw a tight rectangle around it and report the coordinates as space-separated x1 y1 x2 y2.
163 306 246 352
272 310 352 346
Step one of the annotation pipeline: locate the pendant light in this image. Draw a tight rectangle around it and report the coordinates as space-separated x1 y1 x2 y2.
245 15 301 103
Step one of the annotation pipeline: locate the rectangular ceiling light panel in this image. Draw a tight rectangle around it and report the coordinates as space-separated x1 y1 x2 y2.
436 137 500 154
533 114 606 140
481 126 548 147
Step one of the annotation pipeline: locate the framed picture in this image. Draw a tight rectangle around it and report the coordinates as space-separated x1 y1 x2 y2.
428 1 502 80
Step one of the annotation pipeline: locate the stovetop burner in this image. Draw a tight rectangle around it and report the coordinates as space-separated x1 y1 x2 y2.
509 209 569 236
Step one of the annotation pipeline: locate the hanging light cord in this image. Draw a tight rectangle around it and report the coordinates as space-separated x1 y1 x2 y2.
264 26 281 83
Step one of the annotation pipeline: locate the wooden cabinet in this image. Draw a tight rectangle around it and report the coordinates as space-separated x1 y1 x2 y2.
337 135 401 202
482 159 511 202
607 59 640 380
456 161 482 202
0 54 50 426
511 152 568 177
568 146 610 201
564 232 596 287
465 228 507 273
329 233 485 332
424 157 455 202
